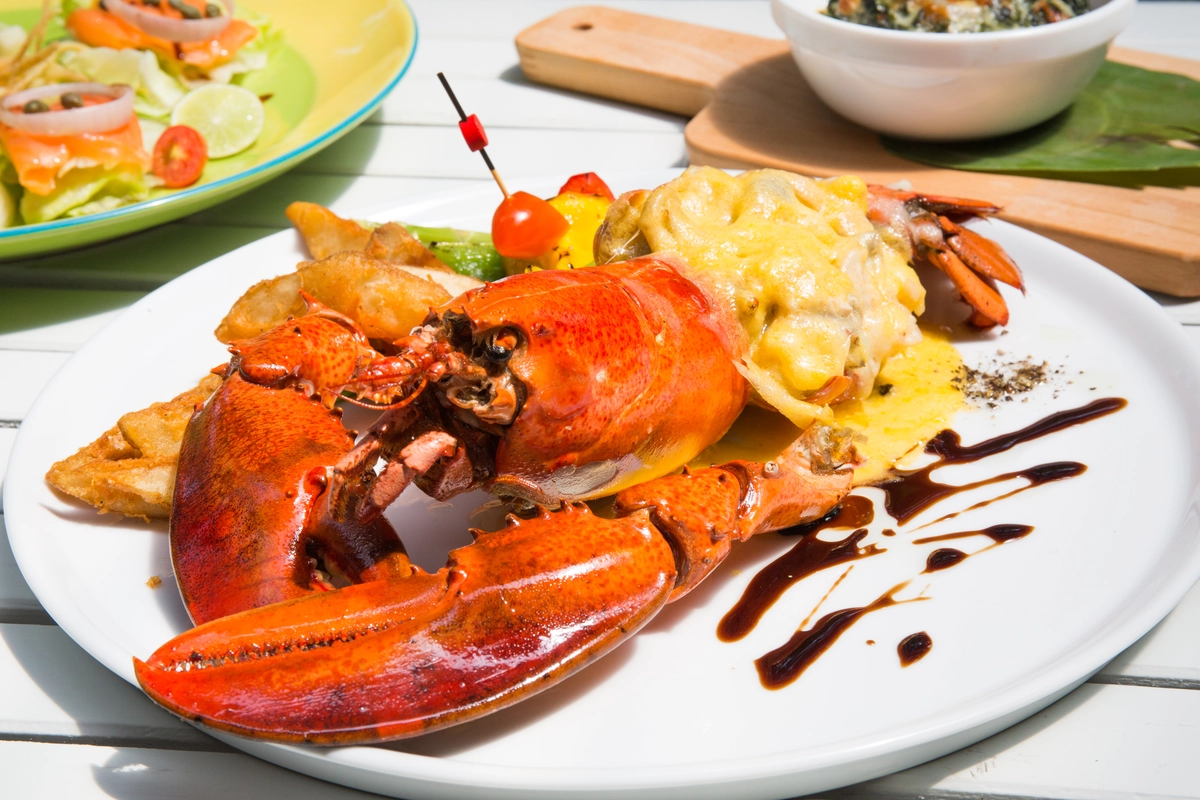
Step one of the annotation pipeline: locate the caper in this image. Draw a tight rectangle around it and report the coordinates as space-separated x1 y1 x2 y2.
169 0 202 19
98 0 108 10
22 99 49 114
205 2 222 16
142 0 161 6
60 92 84 110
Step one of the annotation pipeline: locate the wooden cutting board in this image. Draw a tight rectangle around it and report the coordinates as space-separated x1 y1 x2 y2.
516 6 1200 296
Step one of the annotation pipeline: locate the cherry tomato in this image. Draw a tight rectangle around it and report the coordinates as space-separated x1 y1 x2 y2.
152 125 207 188
491 191 570 259
558 172 614 202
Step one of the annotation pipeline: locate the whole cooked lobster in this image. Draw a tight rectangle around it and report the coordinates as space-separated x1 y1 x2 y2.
134 255 859 744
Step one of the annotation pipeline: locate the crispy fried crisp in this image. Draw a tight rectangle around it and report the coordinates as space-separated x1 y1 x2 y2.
215 252 456 342
286 203 446 271
46 375 222 519
285 201 373 259
365 222 449 271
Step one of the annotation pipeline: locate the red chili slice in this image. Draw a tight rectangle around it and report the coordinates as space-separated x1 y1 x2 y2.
152 125 207 188
558 172 614 201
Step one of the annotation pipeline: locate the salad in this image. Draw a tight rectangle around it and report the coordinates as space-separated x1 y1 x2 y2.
0 0 280 227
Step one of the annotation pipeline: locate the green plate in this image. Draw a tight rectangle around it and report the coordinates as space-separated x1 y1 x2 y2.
0 0 416 259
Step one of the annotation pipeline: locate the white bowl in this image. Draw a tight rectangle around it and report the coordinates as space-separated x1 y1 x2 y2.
770 0 1135 140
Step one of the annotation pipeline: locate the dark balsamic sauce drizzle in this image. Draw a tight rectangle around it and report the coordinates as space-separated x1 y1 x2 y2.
881 398 1125 524
755 581 926 688
718 527 882 642
898 632 933 666
925 548 967 572
735 397 1126 690
913 524 1033 546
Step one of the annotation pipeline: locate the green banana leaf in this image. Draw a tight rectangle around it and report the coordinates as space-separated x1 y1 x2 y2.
881 62 1200 175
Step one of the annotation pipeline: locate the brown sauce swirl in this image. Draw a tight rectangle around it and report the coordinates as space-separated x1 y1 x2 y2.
718 528 882 642
732 397 1126 690
756 582 923 688
898 632 933 666
881 398 1124 524
925 548 967 571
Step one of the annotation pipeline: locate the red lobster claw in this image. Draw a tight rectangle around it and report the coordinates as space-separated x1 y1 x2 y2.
138 504 675 744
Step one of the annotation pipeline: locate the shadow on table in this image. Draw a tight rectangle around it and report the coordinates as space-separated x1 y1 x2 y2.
89 748 392 799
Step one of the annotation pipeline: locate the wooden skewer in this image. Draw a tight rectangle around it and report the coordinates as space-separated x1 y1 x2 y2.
437 72 509 198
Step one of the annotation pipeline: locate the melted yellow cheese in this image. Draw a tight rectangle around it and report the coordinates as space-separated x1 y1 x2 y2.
631 167 925 430
691 326 965 486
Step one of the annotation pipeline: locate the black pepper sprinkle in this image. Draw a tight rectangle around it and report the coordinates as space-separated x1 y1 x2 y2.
953 355 1054 405
877 383 893 396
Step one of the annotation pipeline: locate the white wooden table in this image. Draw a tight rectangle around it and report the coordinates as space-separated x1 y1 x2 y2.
2 1 1199 797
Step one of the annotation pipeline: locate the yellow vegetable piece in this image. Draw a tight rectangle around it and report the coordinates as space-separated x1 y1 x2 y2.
505 192 611 273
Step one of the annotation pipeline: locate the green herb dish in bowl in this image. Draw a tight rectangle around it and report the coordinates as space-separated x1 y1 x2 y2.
771 0 1134 140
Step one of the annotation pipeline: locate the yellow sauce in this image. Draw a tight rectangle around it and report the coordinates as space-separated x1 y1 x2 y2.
691 326 965 486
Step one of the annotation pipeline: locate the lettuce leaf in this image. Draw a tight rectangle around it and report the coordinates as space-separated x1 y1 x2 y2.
57 46 187 118
208 11 283 84
20 165 148 224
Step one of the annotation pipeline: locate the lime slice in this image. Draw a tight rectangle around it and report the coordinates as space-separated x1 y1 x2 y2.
170 84 264 159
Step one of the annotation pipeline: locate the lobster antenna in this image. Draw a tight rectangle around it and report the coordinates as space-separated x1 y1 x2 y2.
438 72 509 198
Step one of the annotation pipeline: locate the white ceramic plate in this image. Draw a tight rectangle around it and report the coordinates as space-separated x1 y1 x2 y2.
7 172 1200 799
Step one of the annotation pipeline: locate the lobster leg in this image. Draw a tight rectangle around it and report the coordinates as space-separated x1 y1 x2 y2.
614 423 856 599
137 503 676 744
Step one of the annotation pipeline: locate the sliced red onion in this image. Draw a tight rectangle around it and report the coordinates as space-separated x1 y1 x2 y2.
106 0 234 44
0 83 135 136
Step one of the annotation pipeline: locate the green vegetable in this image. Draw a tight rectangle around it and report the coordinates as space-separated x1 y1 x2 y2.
405 224 505 282
19 166 148 224
881 62 1200 174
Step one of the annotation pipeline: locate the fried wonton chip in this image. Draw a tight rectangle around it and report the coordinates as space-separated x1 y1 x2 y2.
215 251 460 343
365 222 450 271
285 201 373 259
46 374 223 519
285 202 448 271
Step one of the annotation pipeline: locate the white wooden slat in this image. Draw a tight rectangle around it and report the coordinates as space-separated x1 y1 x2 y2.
838 683 1200 800
0 351 68 421
406 0 784 41
0 515 46 624
0 740 388 799
0 428 15 517
1 684 1200 799
379 75 687 132
408 37 528 79
296 124 687 180
0 295 136 353
1155 293 1200 325
183 173 486 228
0 624 209 747
0 224 272 290
1097 579 1200 687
